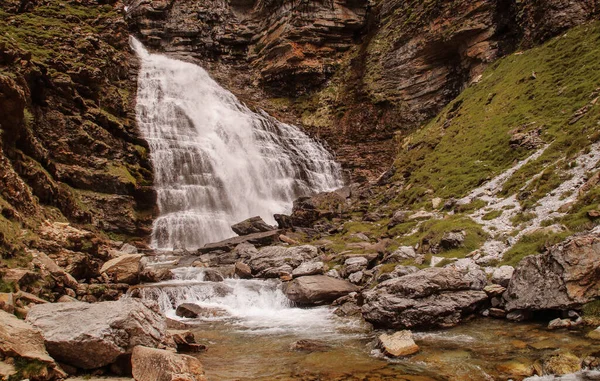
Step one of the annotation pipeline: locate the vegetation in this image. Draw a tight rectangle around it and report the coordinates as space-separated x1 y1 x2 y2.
500 231 570 266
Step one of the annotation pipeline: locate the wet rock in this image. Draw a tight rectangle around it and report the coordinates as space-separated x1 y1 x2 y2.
548 318 581 330
131 345 207 381
505 233 600 312
26 299 171 369
588 327 600 340
506 310 532 322
234 262 253 279
489 308 507 318
283 275 359 306
202 268 224 282
0 310 65 379
492 265 514 288
140 267 173 283
378 331 419 357
524 371 600 380
543 353 582 376
497 359 535 378
231 216 275 236
99 254 143 285
169 330 206 353
198 230 281 253
362 267 488 329
290 339 332 353
175 303 228 319
292 261 325 278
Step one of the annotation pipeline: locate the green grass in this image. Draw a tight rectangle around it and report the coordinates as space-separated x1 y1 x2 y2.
500 231 570 266
0 278 16 293
482 210 503 220
391 21 600 203
9 358 48 381
510 212 537 226
583 300 600 317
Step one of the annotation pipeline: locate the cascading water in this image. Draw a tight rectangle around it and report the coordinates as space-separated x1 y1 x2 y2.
131 38 344 250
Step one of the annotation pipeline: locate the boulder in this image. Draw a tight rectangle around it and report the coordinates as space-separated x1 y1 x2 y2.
198 230 281 253
234 262 253 279
362 267 488 329
169 330 206 353
0 310 65 379
543 353 582 376
31 250 79 289
26 299 171 369
283 275 359 305
492 265 514 288
99 254 144 285
131 346 207 381
290 339 332 352
292 261 325 277
378 331 419 357
245 245 319 278
440 231 465 249
231 216 275 236
384 246 418 262
2 269 39 288
0 293 14 313
175 303 228 319
202 268 224 282
120 243 139 254
505 233 600 312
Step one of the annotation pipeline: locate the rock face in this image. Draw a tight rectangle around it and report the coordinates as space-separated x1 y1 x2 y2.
231 216 275 236
26 299 171 369
362 267 488 329
505 233 600 312
283 275 359 305
0 310 64 379
131 346 207 381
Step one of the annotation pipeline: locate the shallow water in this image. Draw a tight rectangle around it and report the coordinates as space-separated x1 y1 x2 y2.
133 268 600 381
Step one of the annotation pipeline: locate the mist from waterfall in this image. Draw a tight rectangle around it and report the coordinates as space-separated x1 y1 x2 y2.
131 38 344 250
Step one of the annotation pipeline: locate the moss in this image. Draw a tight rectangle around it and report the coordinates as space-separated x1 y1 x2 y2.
482 210 503 220
500 231 570 266
9 358 48 381
106 163 137 186
455 199 488 213
391 21 600 203
0 279 16 293
583 300 600 318
510 212 537 226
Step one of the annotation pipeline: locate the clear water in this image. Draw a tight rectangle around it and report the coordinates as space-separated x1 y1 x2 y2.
131 38 344 250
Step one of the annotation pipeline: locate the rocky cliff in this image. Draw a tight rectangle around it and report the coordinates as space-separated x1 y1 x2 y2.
0 0 154 289
126 0 598 181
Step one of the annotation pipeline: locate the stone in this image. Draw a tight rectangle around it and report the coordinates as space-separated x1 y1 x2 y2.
348 271 364 284
378 331 419 357
202 268 224 282
440 231 465 249
26 299 171 369
283 275 360 305
198 230 281 253
505 233 600 312
175 303 228 319
0 310 64 377
131 345 207 381
234 262 253 279
292 261 325 277
506 310 532 322
344 256 368 274
57 295 79 303
2 269 39 288
120 243 139 254
548 318 579 330
245 245 319 278
588 327 600 340
231 216 275 236
543 353 582 376
99 254 144 285
362 267 488 329
279 234 299 245
388 210 408 227
432 197 443 209
489 308 507 318
484 284 506 297
31 250 79 289
408 211 435 221
290 339 332 353
385 246 418 262
0 293 14 313
492 265 514 288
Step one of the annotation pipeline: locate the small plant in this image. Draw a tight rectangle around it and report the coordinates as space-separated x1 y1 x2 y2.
482 210 503 220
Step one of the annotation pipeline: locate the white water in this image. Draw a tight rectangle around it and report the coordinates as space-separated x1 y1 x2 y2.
134 267 344 336
131 38 344 250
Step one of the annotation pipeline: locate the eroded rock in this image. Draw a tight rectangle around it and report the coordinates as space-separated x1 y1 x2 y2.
378 331 419 357
131 345 207 381
283 275 359 306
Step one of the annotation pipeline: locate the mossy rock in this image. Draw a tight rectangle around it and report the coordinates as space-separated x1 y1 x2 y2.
542 353 581 376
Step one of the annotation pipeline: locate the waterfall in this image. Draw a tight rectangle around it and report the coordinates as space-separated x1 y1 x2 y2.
131 38 344 250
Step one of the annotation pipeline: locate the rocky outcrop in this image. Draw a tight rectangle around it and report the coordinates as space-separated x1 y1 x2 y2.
131 345 207 381
26 299 171 369
231 216 275 236
362 267 488 329
505 233 600 312
243 245 320 278
99 254 144 285
283 275 359 305
0 310 65 380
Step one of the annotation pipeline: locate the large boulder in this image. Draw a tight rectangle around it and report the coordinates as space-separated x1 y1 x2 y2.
198 230 281 253
505 233 600 312
245 245 319 278
26 299 171 369
231 216 275 236
0 310 65 379
99 254 144 285
378 331 419 357
131 346 207 381
362 267 488 329
283 275 359 305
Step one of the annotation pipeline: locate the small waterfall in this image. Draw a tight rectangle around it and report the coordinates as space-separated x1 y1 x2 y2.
133 267 340 335
131 38 344 250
